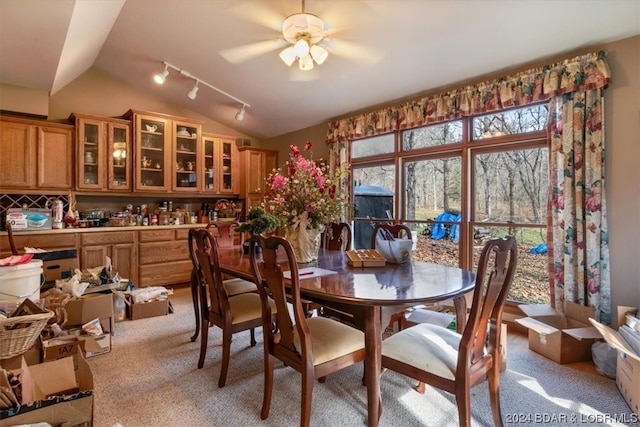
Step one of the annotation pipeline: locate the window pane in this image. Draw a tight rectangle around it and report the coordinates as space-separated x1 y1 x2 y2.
412 221 460 268
472 226 549 304
473 104 549 140
352 164 395 249
402 120 462 150
351 134 394 158
474 148 548 224
404 157 461 221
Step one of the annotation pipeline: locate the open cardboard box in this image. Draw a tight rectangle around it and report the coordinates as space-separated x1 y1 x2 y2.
590 306 640 418
516 301 602 364
42 318 112 362
65 292 115 335
0 352 93 426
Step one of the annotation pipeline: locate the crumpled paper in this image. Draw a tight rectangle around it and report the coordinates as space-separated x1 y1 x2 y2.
126 286 172 304
55 272 89 298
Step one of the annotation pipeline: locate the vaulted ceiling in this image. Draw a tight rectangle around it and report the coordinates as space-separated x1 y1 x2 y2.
1 0 639 139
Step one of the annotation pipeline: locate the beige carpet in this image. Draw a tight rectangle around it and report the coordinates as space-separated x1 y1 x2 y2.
87 287 638 427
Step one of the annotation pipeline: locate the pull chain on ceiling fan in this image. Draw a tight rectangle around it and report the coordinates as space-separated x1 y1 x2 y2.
279 0 329 71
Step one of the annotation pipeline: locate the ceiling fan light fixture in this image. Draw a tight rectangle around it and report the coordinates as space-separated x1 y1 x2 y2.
186 80 199 100
279 46 297 67
293 38 310 58
310 44 328 65
299 54 314 71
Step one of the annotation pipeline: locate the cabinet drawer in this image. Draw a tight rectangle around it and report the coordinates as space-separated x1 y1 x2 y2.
7 233 78 252
139 229 175 242
139 240 190 265
175 228 192 240
81 231 135 245
139 260 192 286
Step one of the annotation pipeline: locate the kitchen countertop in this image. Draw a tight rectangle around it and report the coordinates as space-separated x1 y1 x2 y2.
0 223 237 236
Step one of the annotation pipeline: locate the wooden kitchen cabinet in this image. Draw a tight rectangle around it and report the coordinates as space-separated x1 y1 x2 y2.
0 231 78 259
202 133 238 194
238 147 278 217
0 116 73 191
123 109 202 193
70 113 132 191
138 228 192 286
80 231 137 282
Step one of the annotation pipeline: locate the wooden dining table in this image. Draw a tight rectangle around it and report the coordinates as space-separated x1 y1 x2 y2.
191 246 476 427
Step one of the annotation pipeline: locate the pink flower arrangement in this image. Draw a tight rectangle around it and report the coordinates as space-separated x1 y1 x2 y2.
263 141 346 230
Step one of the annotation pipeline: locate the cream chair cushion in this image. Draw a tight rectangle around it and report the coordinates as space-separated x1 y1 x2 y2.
382 323 461 380
223 278 257 296
229 293 275 324
294 316 365 366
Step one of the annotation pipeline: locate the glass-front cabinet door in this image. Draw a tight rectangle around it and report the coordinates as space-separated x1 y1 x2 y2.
173 120 200 192
134 114 170 191
201 134 238 193
203 135 216 191
76 117 103 189
107 122 131 190
220 138 236 193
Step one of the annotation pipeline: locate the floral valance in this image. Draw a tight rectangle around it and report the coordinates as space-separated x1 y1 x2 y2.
325 51 610 144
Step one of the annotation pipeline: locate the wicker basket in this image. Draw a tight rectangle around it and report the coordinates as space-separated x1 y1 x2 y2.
0 310 54 359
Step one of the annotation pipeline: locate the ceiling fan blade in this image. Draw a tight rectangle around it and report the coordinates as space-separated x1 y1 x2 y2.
219 39 287 64
322 38 384 66
225 0 286 32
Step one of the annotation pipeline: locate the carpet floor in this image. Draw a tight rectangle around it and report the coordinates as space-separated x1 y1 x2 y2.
87 288 638 427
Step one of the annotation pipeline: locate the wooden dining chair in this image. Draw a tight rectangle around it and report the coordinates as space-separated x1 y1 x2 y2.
188 228 272 388
248 235 366 427
381 236 517 427
189 224 257 342
323 222 352 251
6 222 19 255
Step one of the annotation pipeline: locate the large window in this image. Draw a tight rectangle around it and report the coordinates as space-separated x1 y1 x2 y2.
350 104 550 304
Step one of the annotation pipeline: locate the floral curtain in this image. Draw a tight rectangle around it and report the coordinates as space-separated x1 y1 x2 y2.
326 51 612 320
548 89 611 323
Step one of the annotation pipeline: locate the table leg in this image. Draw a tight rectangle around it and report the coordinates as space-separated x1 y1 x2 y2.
190 268 200 342
364 305 382 427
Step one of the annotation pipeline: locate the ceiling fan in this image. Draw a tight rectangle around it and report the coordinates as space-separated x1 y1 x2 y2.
219 0 382 74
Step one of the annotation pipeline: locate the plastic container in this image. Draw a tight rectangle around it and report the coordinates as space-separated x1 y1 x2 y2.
113 294 126 322
0 259 43 303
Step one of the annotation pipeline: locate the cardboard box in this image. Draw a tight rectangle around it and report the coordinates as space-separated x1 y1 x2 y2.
65 292 114 334
590 314 640 417
0 342 41 370
42 321 112 362
32 249 79 283
515 301 602 364
0 353 93 426
128 298 169 320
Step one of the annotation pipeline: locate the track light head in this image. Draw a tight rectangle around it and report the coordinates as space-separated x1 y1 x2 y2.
187 81 199 100
235 105 246 122
154 64 169 84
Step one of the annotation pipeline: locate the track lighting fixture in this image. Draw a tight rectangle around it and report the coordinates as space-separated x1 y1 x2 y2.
153 61 251 121
154 64 169 84
186 81 199 100
235 105 246 122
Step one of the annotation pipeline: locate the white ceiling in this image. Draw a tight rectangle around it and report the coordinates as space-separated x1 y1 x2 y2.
1 0 639 140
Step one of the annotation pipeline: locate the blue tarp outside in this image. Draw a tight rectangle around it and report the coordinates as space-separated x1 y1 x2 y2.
431 212 462 243
529 243 548 254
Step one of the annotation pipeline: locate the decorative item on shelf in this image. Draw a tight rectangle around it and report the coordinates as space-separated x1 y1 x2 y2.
214 199 237 219
64 192 78 228
145 124 158 132
262 141 347 263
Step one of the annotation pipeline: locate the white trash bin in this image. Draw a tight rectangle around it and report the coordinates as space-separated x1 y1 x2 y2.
0 259 43 304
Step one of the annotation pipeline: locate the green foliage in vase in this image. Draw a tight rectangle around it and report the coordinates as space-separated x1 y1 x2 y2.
236 206 279 235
